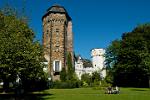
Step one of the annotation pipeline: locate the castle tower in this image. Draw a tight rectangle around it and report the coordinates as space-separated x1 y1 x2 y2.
42 5 73 81
91 48 106 79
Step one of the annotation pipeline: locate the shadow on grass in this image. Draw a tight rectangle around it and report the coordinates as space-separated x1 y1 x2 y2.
0 93 54 100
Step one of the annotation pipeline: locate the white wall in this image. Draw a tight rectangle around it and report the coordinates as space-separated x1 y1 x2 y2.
75 48 106 80
91 48 106 79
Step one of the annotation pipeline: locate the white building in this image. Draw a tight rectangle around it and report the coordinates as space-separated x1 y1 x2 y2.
75 56 94 80
91 48 106 79
75 48 106 80
75 56 84 80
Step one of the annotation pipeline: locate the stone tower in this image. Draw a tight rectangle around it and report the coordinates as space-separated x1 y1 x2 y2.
42 5 73 81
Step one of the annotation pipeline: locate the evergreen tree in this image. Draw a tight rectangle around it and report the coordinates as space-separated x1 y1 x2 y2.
60 68 67 82
66 53 74 80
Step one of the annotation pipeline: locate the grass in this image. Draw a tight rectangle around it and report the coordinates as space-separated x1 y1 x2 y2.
35 87 150 100
0 87 150 100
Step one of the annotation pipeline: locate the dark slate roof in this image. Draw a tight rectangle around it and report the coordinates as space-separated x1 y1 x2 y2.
47 4 66 13
83 59 93 68
42 4 71 21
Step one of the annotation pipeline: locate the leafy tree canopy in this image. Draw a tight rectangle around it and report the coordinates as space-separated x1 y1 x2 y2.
0 6 46 92
106 24 150 87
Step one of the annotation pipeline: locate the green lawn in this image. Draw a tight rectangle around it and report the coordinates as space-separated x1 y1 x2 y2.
35 87 150 100
0 88 150 100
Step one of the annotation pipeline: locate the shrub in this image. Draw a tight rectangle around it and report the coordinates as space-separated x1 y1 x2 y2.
50 80 82 89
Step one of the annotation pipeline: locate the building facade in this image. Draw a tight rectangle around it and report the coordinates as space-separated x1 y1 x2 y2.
75 48 106 80
42 5 73 81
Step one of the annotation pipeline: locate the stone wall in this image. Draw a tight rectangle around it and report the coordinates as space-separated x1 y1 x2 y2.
42 6 73 81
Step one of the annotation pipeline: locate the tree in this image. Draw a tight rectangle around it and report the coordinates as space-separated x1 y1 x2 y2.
91 71 101 86
91 71 100 82
66 53 74 81
105 40 121 86
81 73 91 86
106 24 150 87
60 68 67 82
0 7 45 92
105 40 121 69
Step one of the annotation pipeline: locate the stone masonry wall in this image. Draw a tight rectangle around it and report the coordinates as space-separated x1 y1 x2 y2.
43 13 70 81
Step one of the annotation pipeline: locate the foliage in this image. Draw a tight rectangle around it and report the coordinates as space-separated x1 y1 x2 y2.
66 53 74 81
91 71 101 86
104 71 113 84
106 24 150 87
58 53 81 88
60 68 67 82
105 39 121 69
81 71 105 87
0 7 46 92
82 81 89 87
64 52 79 82
50 80 82 89
91 71 101 82
81 73 92 86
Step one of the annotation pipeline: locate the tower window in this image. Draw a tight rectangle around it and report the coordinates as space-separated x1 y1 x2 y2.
56 28 59 32
53 60 61 72
55 61 59 72
56 32 59 36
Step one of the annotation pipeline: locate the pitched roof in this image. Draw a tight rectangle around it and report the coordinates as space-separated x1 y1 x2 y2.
47 4 66 13
42 4 71 21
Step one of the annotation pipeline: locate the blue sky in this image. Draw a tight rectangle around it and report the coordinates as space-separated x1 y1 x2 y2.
0 0 150 59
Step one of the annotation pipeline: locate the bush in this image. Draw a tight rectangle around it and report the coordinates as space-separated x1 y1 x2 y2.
100 80 111 87
50 80 82 89
81 73 92 86
82 81 89 87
